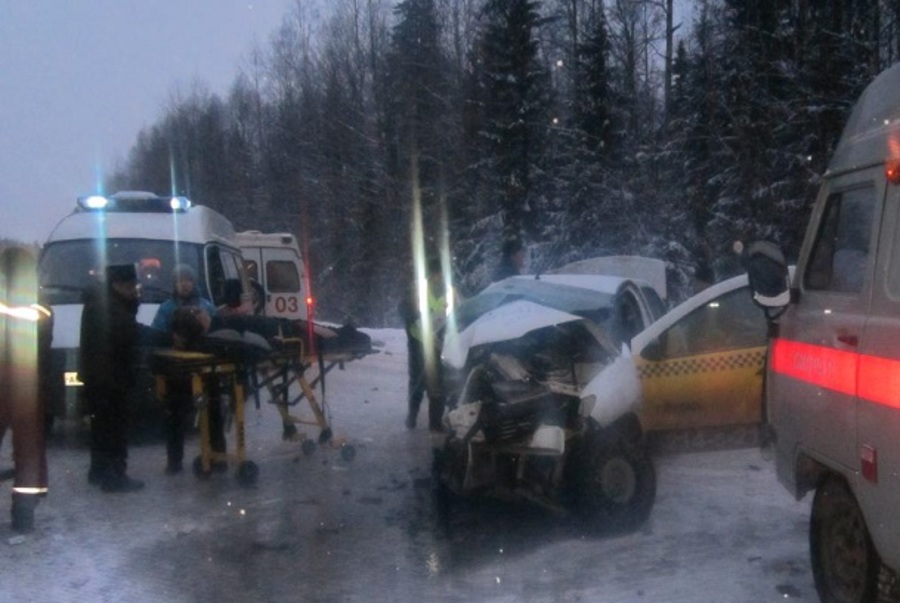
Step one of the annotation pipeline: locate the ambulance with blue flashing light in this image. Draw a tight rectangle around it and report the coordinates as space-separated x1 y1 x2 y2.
38 191 252 424
745 63 900 603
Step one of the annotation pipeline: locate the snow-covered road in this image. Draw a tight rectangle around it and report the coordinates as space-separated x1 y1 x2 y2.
2 328 817 602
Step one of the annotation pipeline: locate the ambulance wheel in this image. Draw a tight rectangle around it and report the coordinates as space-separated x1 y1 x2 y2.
236 461 259 486
301 439 317 456
810 476 880 603
340 444 356 462
192 456 212 479
282 423 299 441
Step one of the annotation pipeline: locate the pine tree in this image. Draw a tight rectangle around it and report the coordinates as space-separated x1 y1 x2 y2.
472 0 550 242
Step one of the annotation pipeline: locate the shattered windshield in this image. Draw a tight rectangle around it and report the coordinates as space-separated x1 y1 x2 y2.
454 276 615 332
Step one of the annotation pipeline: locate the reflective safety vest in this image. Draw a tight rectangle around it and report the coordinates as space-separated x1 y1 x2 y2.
410 288 450 342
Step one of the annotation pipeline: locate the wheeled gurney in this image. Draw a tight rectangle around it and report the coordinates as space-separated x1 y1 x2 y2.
149 319 374 483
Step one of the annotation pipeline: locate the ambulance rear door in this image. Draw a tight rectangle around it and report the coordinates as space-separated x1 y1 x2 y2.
769 170 879 488
244 240 306 320
855 176 900 569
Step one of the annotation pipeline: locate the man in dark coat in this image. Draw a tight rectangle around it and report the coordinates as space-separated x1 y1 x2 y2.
79 264 144 492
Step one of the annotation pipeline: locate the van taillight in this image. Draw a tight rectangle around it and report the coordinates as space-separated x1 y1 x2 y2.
886 158 900 184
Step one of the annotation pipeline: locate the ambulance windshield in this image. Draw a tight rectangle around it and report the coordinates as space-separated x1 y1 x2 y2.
38 239 204 304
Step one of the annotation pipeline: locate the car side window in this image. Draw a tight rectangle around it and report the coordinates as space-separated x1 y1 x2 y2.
617 294 644 342
663 287 767 358
804 186 875 294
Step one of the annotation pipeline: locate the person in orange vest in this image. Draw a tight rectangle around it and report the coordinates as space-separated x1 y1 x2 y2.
399 258 452 431
0 247 52 532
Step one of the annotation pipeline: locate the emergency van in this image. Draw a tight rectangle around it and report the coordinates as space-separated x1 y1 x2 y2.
746 63 900 603
235 230 311 321
39 191 250 423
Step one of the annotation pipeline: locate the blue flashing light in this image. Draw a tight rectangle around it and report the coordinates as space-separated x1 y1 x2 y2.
169 196 192 211
79 195 110 210
75 191 193 213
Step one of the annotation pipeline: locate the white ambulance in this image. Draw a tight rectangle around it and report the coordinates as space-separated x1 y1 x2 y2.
746 63 900 602
235 230 311 321
39 191 250 423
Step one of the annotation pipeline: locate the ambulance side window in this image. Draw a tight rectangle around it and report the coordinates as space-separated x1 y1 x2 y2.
206 246 227 306
206 247 245 306
805 186 875 294
265 260 300 293
886 203 900 297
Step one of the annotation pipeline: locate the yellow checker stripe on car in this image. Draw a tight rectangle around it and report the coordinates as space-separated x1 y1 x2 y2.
637 348 767 380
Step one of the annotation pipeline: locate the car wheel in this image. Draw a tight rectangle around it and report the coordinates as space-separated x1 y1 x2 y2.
810 476 880 603
569 428 656 532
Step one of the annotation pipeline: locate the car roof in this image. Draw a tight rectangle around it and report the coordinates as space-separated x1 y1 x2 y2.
458 274 634 332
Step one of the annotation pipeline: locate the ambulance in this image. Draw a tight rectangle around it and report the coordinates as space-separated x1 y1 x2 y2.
235 230 311 321
38 191 251 424
746 63 900 602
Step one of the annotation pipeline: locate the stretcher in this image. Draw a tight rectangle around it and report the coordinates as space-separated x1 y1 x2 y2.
149 322 374 482
150 349 259 486
248 335 369 461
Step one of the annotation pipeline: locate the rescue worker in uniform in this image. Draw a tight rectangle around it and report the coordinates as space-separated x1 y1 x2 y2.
0 247 51 532
80 263 145 492
151 264 225 475
400 258 451 431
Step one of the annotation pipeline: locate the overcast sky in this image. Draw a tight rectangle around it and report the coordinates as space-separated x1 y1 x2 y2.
0 0 297 244
1 1 695 245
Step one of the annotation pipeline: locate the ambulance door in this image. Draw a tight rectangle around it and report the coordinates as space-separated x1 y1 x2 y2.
770 173 878 479
856 178 900 568
260 246 306 320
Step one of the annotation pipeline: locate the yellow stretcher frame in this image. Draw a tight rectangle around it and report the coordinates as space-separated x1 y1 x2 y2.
151 349 259 485
249 337 363 461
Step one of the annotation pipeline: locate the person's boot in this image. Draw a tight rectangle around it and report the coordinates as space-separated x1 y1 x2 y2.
88 458 106 486
101 459 144 493
101 473 145 493
164 459 183 475
11 493 38 534
406 403 419 429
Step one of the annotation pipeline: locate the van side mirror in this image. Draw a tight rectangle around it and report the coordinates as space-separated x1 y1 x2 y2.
742 241 790 309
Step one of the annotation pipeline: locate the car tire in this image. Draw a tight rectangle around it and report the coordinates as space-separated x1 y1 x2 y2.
810 476 881 603
569 424 656 532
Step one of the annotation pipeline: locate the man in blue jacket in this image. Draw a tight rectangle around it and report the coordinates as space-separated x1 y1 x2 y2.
152 264 225 475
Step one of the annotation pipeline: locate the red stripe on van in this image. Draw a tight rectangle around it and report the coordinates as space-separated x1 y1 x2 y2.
771 338 857 396
772 338 900 409
858 355 900 409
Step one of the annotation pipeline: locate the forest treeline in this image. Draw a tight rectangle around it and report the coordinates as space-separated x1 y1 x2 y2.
110 0 900 326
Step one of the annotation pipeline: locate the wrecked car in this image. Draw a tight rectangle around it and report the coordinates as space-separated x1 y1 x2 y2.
434 272 664 530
